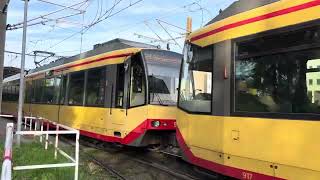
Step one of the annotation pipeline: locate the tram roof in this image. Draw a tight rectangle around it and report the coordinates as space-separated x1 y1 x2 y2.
206 0 280 25
187 0 320 47
29 38 157 74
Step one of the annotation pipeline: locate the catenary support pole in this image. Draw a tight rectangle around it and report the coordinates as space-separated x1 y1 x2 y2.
17 0 29 146
0 0 10 113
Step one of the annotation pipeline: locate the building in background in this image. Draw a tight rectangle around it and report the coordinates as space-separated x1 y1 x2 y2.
307 59 320 105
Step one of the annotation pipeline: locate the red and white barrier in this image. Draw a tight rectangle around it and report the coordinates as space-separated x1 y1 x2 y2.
1 123 13 180
1 116 80 180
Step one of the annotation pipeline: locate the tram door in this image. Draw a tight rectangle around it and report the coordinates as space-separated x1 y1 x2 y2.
109 54 147 138
109 64 127 126
125 54 148 132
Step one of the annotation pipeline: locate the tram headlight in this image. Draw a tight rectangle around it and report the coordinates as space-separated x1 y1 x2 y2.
151 120 160 127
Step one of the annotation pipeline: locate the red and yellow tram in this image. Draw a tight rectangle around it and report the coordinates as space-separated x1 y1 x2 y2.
3 41 181 147
177 0 320 179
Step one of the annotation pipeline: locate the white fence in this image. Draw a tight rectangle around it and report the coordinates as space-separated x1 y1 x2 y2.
1 116 80 180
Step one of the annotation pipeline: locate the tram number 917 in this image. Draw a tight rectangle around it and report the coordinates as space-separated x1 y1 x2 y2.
242 172 253 180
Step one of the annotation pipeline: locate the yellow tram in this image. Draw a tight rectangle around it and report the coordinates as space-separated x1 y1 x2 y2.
177 0 320 179
3 39 181 147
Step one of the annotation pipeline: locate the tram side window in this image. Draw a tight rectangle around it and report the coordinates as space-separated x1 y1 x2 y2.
115 64 125 108
25 81 32 103
52 76 61 104
68 71 85 106
2 85 7 101
59 75 67 105
179 45 213 113
130 57 146 107
86 68 106 107
34 79 44 103
31 80 36 103
42 78 55 104
3 85 10 101
235 27 320 114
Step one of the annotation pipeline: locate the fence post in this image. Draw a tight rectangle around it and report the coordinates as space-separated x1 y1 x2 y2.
1 123 14 180
40 121 43 143
54 125 59 159
24 117 27 129
34 119 38 131
29 118 32 131
74 131 79 180
45 121 49 150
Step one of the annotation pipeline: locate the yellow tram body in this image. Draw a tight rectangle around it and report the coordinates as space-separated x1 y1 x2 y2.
177 0 320 179
3 46 180 146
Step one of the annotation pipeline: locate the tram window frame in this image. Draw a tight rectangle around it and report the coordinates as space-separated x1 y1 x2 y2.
68 71 85 106
232 23 320 120
85 67 106 107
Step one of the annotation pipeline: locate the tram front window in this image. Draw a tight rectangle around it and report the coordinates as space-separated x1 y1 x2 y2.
178 44 213 113
143 50 181 106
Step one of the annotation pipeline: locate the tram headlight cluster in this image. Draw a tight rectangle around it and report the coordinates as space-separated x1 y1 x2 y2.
151 120 161 127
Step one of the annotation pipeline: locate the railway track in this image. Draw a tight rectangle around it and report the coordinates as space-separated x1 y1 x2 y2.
81 148 128 180
81 140 200 180
61 137 201 180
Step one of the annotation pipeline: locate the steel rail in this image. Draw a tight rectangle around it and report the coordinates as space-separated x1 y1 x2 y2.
71 139 199 180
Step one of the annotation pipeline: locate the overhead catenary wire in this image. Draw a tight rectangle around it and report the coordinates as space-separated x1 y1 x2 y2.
156 19 188 32
37 0 85 13
5 50 64 58
113 0 232 36
84 0 125 32
24 0 93 55
8 0 89 29
144 22 164 42
7 12 84 30
46 0 123 51
44 0 143 52
156 20 182 49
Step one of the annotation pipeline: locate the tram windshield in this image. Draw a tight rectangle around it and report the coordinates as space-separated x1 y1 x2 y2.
143 50 181 106
178 44 213 113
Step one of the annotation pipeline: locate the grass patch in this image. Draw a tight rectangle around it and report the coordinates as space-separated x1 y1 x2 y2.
0 140 115 180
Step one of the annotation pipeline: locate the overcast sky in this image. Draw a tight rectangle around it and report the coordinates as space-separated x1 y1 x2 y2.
5 0 235 69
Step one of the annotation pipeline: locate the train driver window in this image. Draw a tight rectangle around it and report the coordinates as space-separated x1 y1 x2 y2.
179 45 213 113
130 58 146 107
